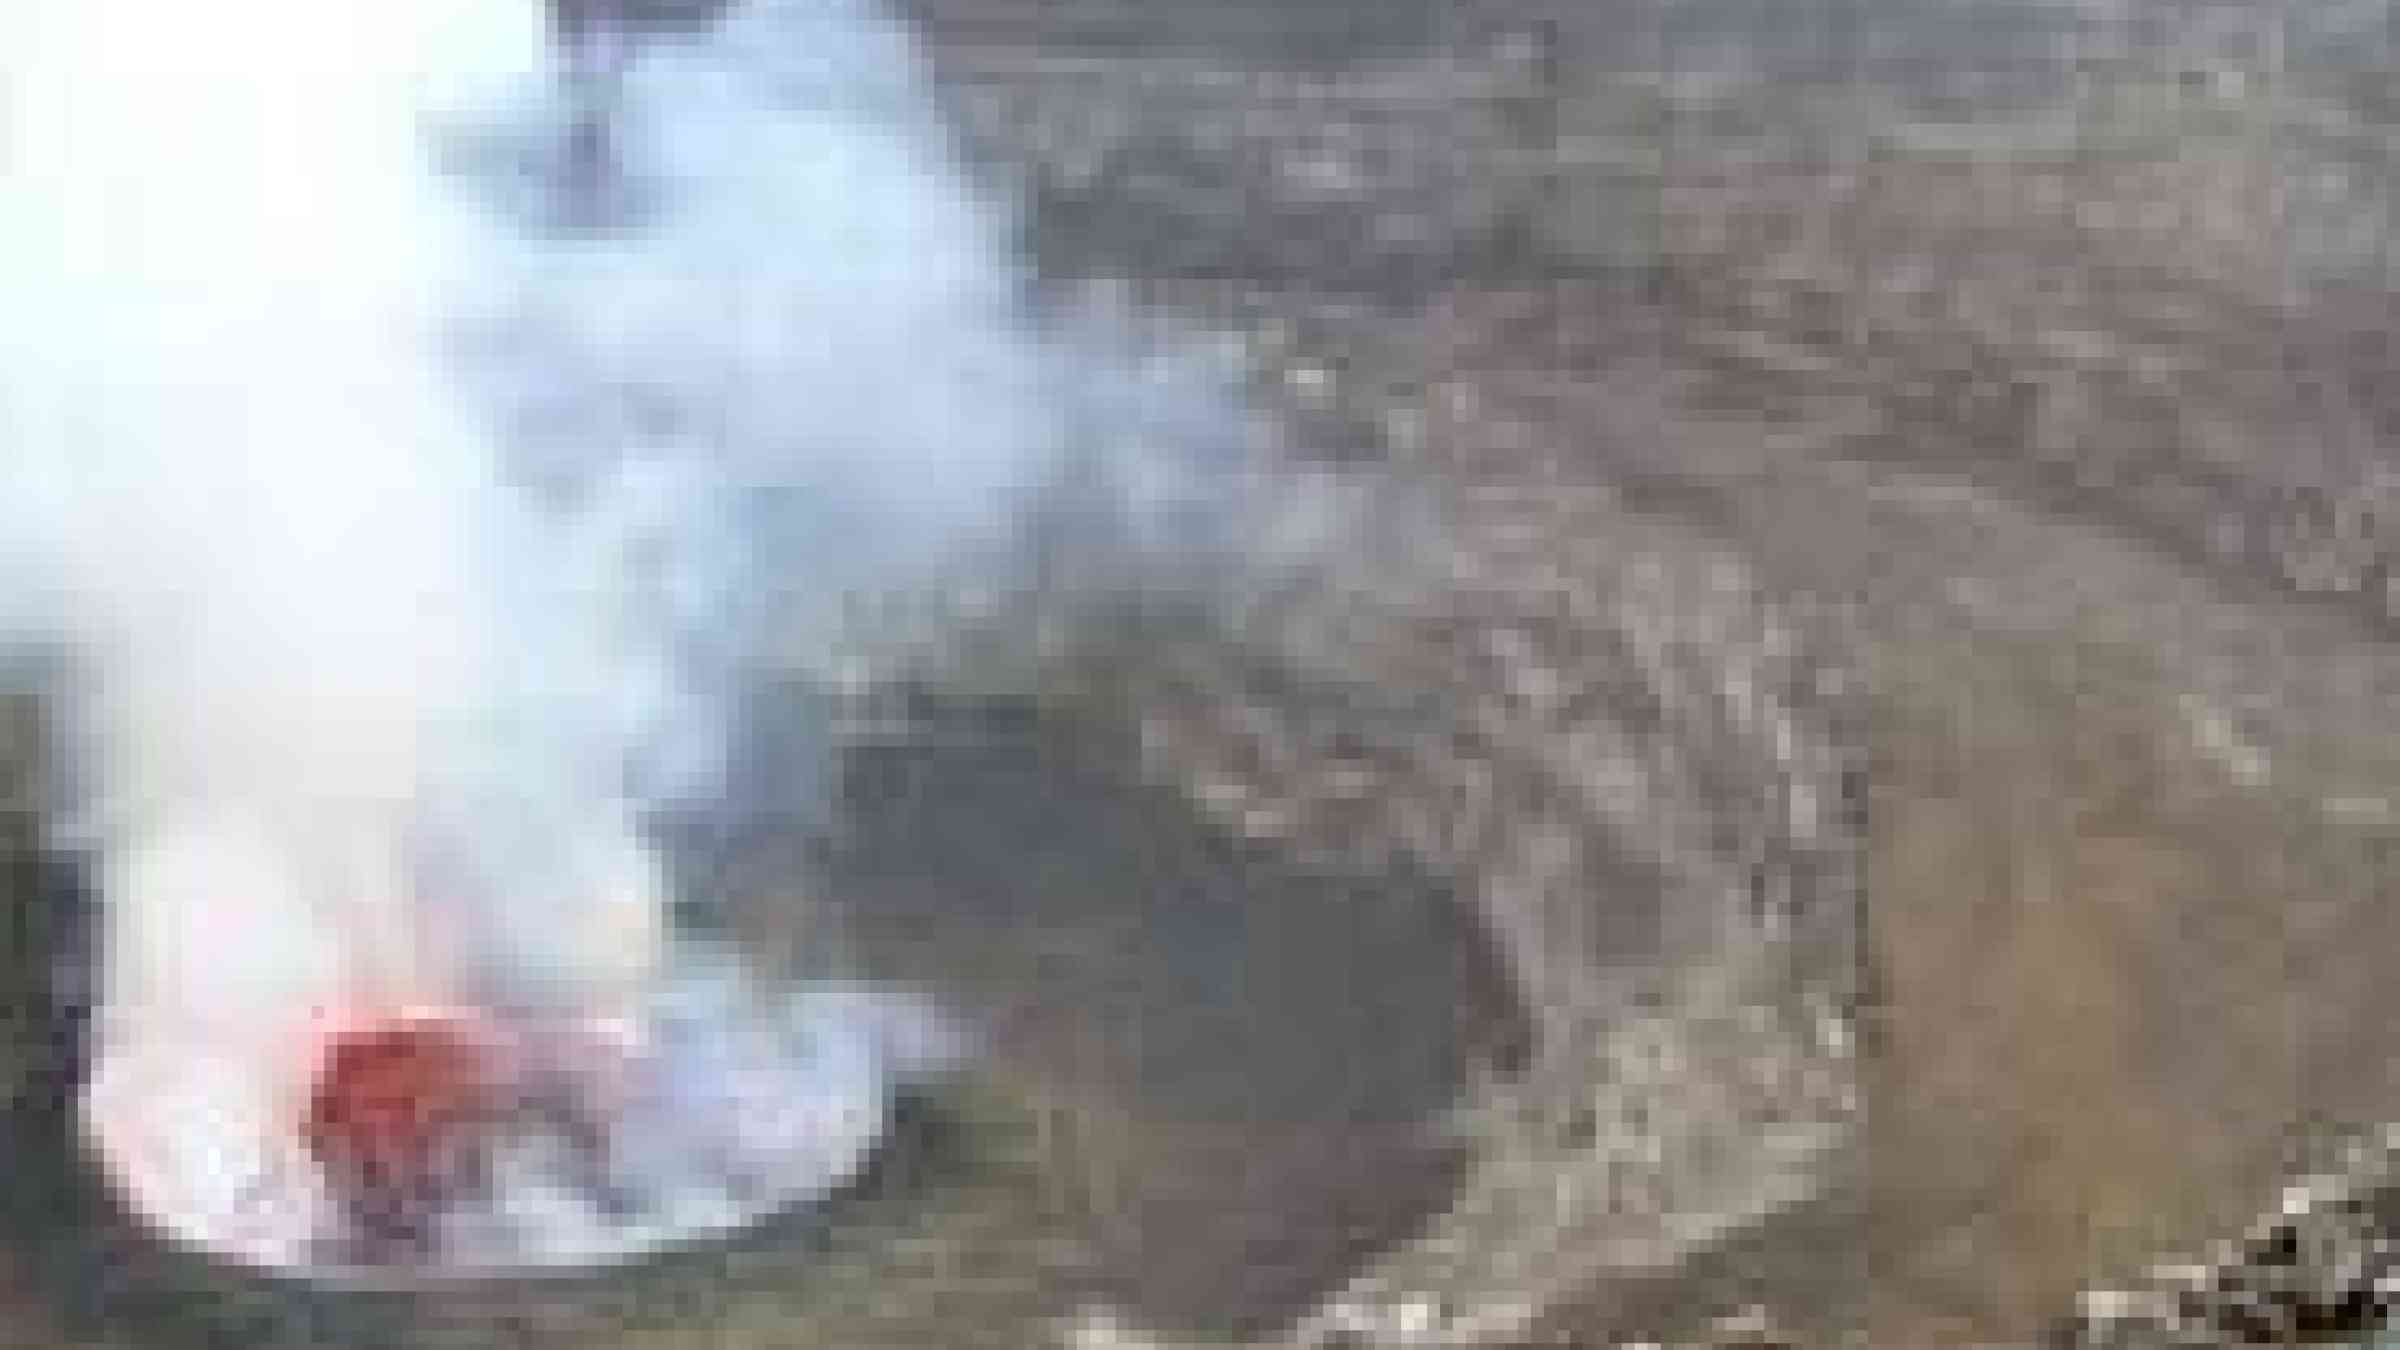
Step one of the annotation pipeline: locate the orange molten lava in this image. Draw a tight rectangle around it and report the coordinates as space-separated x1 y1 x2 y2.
299 1014 503 1247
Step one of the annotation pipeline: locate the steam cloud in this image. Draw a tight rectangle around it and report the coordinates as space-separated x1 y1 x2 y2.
0 0 1213 1271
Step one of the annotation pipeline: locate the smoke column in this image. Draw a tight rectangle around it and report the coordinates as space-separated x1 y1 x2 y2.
0 0 1109 1274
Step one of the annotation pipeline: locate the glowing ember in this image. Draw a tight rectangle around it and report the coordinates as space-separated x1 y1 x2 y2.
79 946 942 1281
299 1014 505 1251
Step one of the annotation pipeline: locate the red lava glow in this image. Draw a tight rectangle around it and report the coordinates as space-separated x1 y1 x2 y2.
299 1013 505 1248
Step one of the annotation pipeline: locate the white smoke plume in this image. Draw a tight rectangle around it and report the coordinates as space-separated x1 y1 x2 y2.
0 0 1169 1275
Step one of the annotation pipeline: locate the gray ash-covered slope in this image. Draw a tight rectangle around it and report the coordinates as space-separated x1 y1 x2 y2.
897 1 2400 1345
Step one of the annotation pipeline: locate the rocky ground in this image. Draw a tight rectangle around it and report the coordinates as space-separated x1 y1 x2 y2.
894 3 2400 1346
